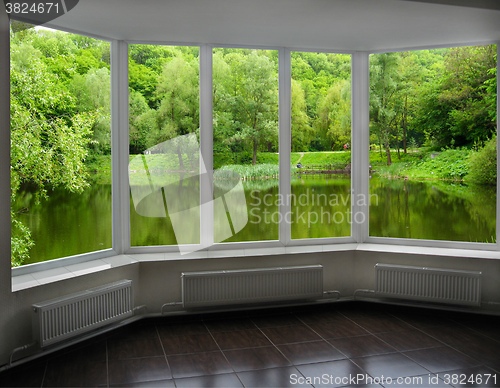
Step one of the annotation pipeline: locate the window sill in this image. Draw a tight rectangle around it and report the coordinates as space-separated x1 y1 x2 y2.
11 243 500 292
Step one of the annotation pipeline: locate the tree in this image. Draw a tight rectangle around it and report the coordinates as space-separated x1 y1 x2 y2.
370 53 403 165
10 53 96 266
315 79 351 150
417 46 496 148
291 79 313 152
69 67 111 154
214 50 279 165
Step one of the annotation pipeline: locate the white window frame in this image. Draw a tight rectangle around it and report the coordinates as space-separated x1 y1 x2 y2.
9 29 500 277
365 42 500 252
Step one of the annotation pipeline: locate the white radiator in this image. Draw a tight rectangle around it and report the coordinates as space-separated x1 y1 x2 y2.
182 265 323 309
32 280 133 348
375 264 482 306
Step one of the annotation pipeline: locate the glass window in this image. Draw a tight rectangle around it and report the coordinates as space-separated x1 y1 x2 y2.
290 51 352 239
369 45 497 243
213 48 279 243
128 44 200 247
10 23 111 267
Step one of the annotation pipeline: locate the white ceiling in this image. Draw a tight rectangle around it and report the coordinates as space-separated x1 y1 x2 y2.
45 0 500 51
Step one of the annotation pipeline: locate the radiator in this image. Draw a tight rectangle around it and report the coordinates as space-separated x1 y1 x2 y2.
32 280 133 348
182 265 323 309
375 264 481 306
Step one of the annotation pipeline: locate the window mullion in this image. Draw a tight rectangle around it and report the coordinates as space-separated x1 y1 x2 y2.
111 40 130 254
200 44 214 249
351 52 370 243
279 48 292 246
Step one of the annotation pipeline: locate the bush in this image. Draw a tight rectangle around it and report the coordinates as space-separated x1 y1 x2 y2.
467 136 497 185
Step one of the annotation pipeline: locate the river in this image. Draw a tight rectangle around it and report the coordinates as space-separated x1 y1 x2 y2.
13 174 496 265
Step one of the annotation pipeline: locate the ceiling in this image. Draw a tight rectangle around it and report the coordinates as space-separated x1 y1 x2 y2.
44 0 500 51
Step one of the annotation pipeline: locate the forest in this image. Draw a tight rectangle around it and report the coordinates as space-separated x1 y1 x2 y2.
9 24 498 266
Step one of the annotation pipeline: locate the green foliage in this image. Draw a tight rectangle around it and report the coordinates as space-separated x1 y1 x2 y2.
467 135 497 185
10 27 109 266
379 149 471 180
314 79 351 150
291 79 314 151
214 49 279 165
416 45 496 148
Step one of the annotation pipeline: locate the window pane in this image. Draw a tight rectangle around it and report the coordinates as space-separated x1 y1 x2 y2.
291 52 352 239
10 24 111 267
369 46 497 242
129 45 200 247
213 48 279 243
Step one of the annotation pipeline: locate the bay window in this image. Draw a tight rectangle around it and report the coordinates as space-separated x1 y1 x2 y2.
10 29 500 271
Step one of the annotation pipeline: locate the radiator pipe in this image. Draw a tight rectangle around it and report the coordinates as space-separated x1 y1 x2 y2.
133 305 147 314
9 342 37 366
323 290 341 300
161 302 183 315
353 289 375 299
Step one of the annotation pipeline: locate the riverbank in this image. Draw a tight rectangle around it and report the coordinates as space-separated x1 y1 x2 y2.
85 145 495 184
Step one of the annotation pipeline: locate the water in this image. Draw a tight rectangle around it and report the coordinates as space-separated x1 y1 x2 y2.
13 175 497 265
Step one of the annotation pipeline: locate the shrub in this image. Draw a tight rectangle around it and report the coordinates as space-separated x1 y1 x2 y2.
467 135 497 185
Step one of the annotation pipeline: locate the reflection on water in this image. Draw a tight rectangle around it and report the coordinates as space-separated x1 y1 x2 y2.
369 177 496 242
13 175 497 264
13 184 112 265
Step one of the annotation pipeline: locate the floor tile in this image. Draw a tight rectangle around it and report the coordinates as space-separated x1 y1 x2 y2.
224 346 291 372
175 373 244 387
157 321 208 336
375 329 444 351
261 324 322 344
107 336 164 359
0 362 46 388
204 318 257 332
252 314 303 328
393 311 457 331
43 360 107 387
307 318 370 339
404 346 482 373
167 351 232 379
108 357 172 385
295 310 348 325
109 379 175 387
3 302 498 388
160 333 219 355
296 359 365 388
108 322 159 341
343 311 412 333
48 338 107 364
238 366 312 387
419 325 488 347
212 328 272 349
328 334 397 358
352 353 429 379
278 340 346 365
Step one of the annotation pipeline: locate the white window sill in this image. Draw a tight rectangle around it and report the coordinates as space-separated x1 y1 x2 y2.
11 243 500 292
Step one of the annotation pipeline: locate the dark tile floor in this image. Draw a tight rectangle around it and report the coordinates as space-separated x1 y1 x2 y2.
1 301 500 387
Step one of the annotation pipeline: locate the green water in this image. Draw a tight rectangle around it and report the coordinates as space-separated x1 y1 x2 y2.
13 175 497 265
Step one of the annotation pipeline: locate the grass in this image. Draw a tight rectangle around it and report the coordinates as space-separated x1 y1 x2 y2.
377 148 471 181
